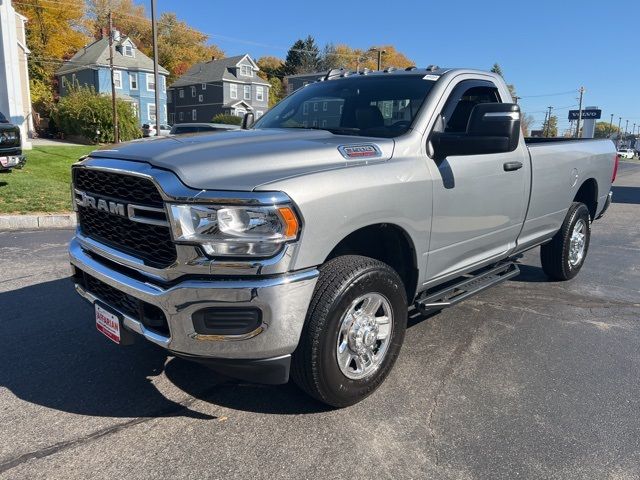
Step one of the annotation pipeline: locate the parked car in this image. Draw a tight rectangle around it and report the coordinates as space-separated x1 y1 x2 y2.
69 67 617 407
0 111 25 172
142 124 171 137
170 123 240 135
616 148 635 159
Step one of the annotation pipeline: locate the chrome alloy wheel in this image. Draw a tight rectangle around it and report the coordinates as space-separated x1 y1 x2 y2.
336 293 394 380
569 219 587 267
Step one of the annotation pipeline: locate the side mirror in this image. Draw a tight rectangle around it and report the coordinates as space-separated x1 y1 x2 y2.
242 112 255 130
431 103 521 158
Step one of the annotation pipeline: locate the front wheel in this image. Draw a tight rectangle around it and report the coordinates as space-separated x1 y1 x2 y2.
291 255 407 407
540 202 591 280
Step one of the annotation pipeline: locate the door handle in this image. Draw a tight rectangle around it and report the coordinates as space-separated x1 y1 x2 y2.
503 161 523 172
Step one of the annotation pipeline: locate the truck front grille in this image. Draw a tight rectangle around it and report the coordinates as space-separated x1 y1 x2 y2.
73 168 177 269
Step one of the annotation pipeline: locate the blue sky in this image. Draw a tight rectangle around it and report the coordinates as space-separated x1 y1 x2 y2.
157 0 639 133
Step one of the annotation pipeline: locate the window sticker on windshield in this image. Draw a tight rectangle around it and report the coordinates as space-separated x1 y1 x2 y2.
423 74 439 81
338 144 382 160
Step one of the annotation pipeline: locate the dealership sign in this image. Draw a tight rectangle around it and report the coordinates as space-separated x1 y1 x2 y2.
568 109 601 120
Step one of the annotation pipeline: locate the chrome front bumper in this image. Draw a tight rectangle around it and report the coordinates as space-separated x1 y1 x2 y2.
69 238 319 360
0 154 26 170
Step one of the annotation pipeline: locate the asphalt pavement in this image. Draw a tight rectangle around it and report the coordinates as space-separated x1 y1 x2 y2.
1 162 639 480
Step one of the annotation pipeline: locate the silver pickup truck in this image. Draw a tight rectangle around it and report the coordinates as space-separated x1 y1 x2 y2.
69 67 617 407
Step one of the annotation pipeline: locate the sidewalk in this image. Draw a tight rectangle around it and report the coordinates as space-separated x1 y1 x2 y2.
30 138 88 147
0 213 76 231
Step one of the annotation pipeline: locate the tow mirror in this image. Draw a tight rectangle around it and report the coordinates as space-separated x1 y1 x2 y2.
431 103 521 158
242 112 255 130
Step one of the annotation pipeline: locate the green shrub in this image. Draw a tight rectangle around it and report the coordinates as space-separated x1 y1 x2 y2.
211 114 242 126
52 86 142 143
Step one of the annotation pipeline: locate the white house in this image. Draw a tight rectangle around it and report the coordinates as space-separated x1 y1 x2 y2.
0 0 33 148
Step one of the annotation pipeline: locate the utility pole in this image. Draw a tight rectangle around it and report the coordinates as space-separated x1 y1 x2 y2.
617 117 622 147
513 95 521 104
575 86 585 138
545 106 553 137
108 11 119 143
151 0 161 135
542 110 549 137
609 113 614 137
624 119 629 138
368 48 386 71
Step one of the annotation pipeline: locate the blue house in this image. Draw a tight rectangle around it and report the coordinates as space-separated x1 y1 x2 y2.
56 30 169 126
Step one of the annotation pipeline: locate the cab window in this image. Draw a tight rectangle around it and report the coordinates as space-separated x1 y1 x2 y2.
444 85 501 133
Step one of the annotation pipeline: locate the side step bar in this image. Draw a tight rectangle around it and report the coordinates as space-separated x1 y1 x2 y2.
415 262 520 314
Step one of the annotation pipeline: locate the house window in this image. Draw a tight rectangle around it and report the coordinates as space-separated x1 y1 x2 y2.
313 102 318 111
146 73 155 91
339 105 343 114
148 103 157 122
192 109 197 121
71 73 77 87
179 89 184 98
256 86 264 102
312 119 318 127
322 120 327 127
244 85 251 100
236 109 246 117
201 83 207 90
240 65 253 77
191 86 196 97
130 73 138 90
179 111 184 121
124 44 134 57
230 83 237 99
323 101 328 111
113 70 122 89
167 90 172 103
169 112 175 124
303 103 308 115
131 102 138 118
198 94 203 102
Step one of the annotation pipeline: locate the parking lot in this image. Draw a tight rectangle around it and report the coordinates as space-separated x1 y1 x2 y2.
1 161 639 480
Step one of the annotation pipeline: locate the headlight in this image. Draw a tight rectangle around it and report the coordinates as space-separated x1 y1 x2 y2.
168 204 300 257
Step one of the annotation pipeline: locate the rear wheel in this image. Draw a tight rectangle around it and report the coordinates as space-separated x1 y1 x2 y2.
540 202 591 280
291 255 407 407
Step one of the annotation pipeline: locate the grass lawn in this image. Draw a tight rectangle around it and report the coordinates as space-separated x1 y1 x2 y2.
0 145 95 214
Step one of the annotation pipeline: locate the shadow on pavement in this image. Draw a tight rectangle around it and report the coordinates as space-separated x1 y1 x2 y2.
611 185 640 205
0 278 328 419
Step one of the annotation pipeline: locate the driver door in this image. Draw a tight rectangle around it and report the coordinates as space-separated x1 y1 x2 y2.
425 80 530 281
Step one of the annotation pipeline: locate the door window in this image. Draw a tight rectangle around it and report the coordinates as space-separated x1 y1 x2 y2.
443 84 501 133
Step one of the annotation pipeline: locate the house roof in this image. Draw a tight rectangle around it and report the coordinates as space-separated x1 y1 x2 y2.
56 36 169 76
169 54 270 88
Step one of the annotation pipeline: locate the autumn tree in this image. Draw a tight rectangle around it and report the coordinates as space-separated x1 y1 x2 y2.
86 0 149 46
257 56 283 80
520 113 534 137
156 13 224 84
14 0 89 111
594 121 620 138
544 115 558 137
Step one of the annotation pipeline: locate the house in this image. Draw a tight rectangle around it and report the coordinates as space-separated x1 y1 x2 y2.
0 0 33 148
56 31 168 126
284 72 324 95
167 54 269 124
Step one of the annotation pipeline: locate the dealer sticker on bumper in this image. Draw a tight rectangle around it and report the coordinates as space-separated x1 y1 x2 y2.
95 303 121 344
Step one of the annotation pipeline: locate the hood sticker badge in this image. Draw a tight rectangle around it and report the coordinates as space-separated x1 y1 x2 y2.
338 144 382 160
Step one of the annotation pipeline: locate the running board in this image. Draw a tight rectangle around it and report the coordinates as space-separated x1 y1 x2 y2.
415 262 520 314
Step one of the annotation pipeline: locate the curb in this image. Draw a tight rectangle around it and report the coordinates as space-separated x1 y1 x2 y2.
0 213 76 231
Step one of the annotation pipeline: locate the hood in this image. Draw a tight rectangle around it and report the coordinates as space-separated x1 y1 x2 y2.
90 128 395 191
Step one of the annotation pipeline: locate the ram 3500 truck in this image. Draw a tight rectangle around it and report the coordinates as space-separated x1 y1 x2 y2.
69 67 616 407
0 111 25 171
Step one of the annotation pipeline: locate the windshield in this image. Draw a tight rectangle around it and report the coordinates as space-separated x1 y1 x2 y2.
254 75 436 138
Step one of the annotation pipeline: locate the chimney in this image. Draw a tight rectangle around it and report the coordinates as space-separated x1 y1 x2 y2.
111 29 121 42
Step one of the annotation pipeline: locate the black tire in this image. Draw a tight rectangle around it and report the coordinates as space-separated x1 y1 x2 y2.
540 202 591 281
291 255 408 408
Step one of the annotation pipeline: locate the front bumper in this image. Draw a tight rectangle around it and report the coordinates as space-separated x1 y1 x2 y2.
0 154 25 170
69 238 319 363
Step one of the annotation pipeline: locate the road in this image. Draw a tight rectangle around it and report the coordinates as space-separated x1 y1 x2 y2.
1 162 639 480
